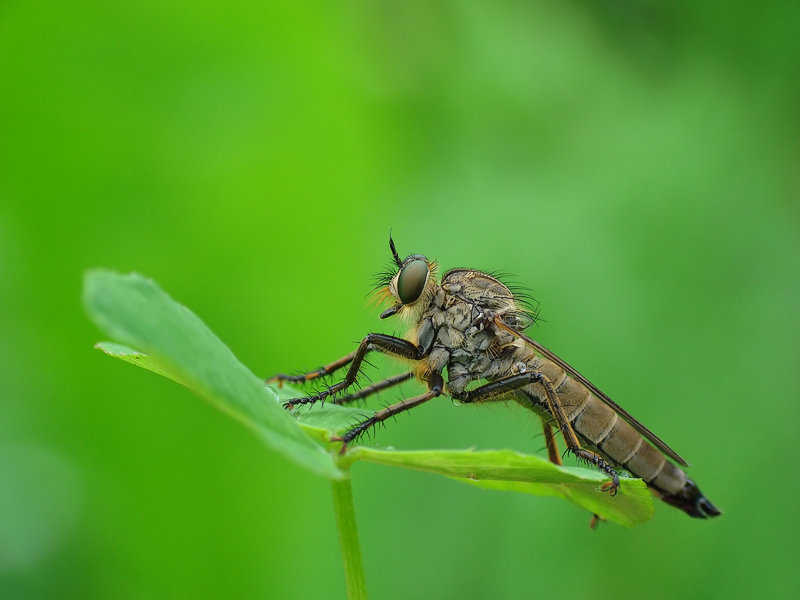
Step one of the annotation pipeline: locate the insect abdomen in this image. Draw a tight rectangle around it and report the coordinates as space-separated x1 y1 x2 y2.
521 356 718 517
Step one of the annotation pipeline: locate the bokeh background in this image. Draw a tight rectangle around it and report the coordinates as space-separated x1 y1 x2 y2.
2 1 799 599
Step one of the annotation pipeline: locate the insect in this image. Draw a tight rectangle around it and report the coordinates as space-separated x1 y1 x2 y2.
271 236 721 519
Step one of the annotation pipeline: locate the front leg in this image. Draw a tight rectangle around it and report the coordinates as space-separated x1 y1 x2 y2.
267 351 358 386
282 333 427 409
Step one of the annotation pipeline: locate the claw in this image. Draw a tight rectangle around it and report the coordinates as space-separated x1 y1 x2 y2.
329 435 349 455
599 474 620 496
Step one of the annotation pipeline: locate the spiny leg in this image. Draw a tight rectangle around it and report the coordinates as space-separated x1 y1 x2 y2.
267 351 358 386
453 372 620 495
281 333 427 409
334 372 415 405
332 372 444 453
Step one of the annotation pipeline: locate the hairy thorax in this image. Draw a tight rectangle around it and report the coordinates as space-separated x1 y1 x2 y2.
411 269 535 396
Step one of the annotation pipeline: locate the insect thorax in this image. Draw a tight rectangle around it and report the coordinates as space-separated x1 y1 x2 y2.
413 269 533 396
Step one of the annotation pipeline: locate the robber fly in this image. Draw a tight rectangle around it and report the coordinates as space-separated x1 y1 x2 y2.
270 236 720 519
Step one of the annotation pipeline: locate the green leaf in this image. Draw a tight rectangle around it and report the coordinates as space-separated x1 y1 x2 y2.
84 270 344 480
95 342 193 386
347 448 653 527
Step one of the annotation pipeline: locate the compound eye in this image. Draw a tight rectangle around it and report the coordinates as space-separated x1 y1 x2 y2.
397 259 429 304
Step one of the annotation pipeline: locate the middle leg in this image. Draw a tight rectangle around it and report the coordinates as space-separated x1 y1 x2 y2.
333 372 415 405
332 372 444 453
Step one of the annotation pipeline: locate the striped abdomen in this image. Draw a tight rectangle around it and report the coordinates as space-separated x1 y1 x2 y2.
515 354 719 518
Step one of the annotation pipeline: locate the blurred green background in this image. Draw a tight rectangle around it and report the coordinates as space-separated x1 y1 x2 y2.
2 1 799 598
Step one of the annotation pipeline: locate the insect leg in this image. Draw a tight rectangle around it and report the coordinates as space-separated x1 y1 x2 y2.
267 351 358 386
282 334 426 409
542 421 562 466
453 372 620 495
332 372 444 453
334 372 415 405
543 398 603 527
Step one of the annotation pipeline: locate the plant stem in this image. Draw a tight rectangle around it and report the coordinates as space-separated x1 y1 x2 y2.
331 474 368 600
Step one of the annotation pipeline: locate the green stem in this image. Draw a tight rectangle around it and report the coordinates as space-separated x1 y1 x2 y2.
331 474 368 600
